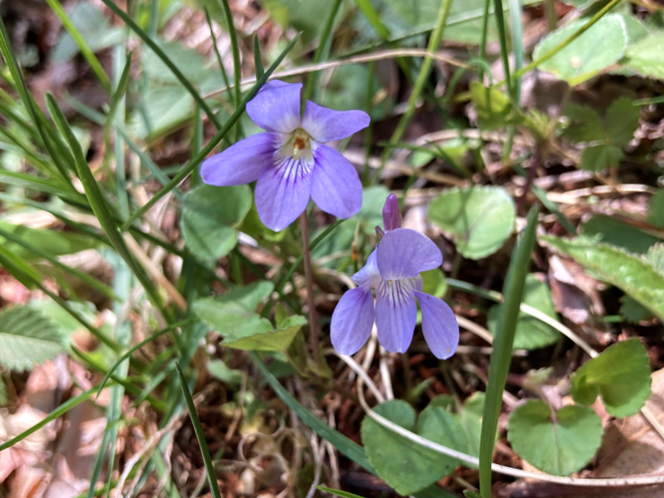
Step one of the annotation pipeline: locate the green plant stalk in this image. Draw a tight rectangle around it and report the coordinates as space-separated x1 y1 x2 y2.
175 363 222 498
149 0 160 38
0 16 74 187
44 0 111 92
0 227 119 301
478 0 491 82
377 0 454 180
219 0 243 142
478 205 539 496
112 47 130 220
507 0 523 102
205 7 234 109
121 34 300 230
303 0 344 102
46 93 171 321
492 0 513 98
99 0 221 130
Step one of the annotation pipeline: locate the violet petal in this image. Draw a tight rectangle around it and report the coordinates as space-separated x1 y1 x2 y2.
246 80 302 134
376 228 442 280
201 133 277 186
254 156 314 231
375 279 418 353
382 193 402 231
311 144 363 219
331 285 375 356
302 101 370 142
352 250 381 287
414 291 459 360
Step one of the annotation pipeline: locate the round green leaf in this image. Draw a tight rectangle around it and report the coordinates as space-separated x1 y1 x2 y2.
361 400 465 496
571 338 652 417
507 400 603 476
181 184 252 260
428 186 515 259
533 14 627 83
487 275 560 350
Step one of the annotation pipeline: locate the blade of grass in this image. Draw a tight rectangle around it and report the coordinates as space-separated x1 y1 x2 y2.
175 363 222 498
98 319 194 395
478 0 491 82
478 205 539 496
507 0 523 103
45 92 169 320
376 0 454 181
104 52 132 152
249 352 374 472
218 0 243 141
121 34 299 230
0 226 119 301
99 0 221 130
253 33 264 79
0 384 109 451
44 0 111 92
492 0 513 98
72 346 167 412
112 47 130 219
0 16 74 186
205 7 233 106
303 0 343 102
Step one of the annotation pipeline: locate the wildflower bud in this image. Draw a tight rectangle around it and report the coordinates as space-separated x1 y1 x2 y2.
382 193 402 232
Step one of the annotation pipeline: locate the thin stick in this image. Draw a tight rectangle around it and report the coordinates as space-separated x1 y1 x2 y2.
299 212 320 366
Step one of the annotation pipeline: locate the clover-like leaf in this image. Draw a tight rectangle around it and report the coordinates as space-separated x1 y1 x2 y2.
620 34 664 80
428 186 515 259
487 275 560 350
361 400 466 496
605 97 640 147
578 144 623 171
0 306 63 372
507 400 603 476
533 14 627 83
571 338 651 417
181 184 252 261
469 82 513 131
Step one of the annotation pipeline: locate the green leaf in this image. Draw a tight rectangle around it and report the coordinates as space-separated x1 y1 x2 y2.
647 243 664 274
582 215 660 254
207 360 243 388
533 14 627 83
224 315 306 351
53 2 123 62
571 338 651 417
0 377 6 406
620 295 652 323
620 34 664 80
648 190 664 228
507 400 603 476
561 104 606 143
578 144 623 171
181 184 252 260
487 275 560 350
421 268 448 298
259 0 342 43
0 306 63 372
457 392 485 459
463 492 484 498
541 235 664 321
428 186 516 259
605 96 640 146
0 221 98 260
316 487 366 498
361 400 465 496
469 82 513 131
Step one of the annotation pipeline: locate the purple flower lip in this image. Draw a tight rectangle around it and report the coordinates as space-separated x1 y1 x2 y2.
331 197 459 360
200 80 371 232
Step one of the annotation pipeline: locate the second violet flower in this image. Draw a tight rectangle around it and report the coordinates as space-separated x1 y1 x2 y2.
331 195 459 359
201 80 370 232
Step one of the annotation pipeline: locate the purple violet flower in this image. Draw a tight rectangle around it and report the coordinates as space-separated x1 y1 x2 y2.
331 194 459 359
200 80 370 231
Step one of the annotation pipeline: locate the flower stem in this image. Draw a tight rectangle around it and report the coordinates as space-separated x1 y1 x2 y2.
299 211 321 366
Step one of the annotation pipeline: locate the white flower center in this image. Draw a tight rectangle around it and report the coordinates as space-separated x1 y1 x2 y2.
278 128 313 162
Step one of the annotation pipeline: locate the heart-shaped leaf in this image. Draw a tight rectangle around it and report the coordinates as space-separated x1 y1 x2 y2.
428 186 515 260
533 14 627 83
507 400 603 476
571 338 651 417
487 275 560 350
181 184 252 260
361 400 466 495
